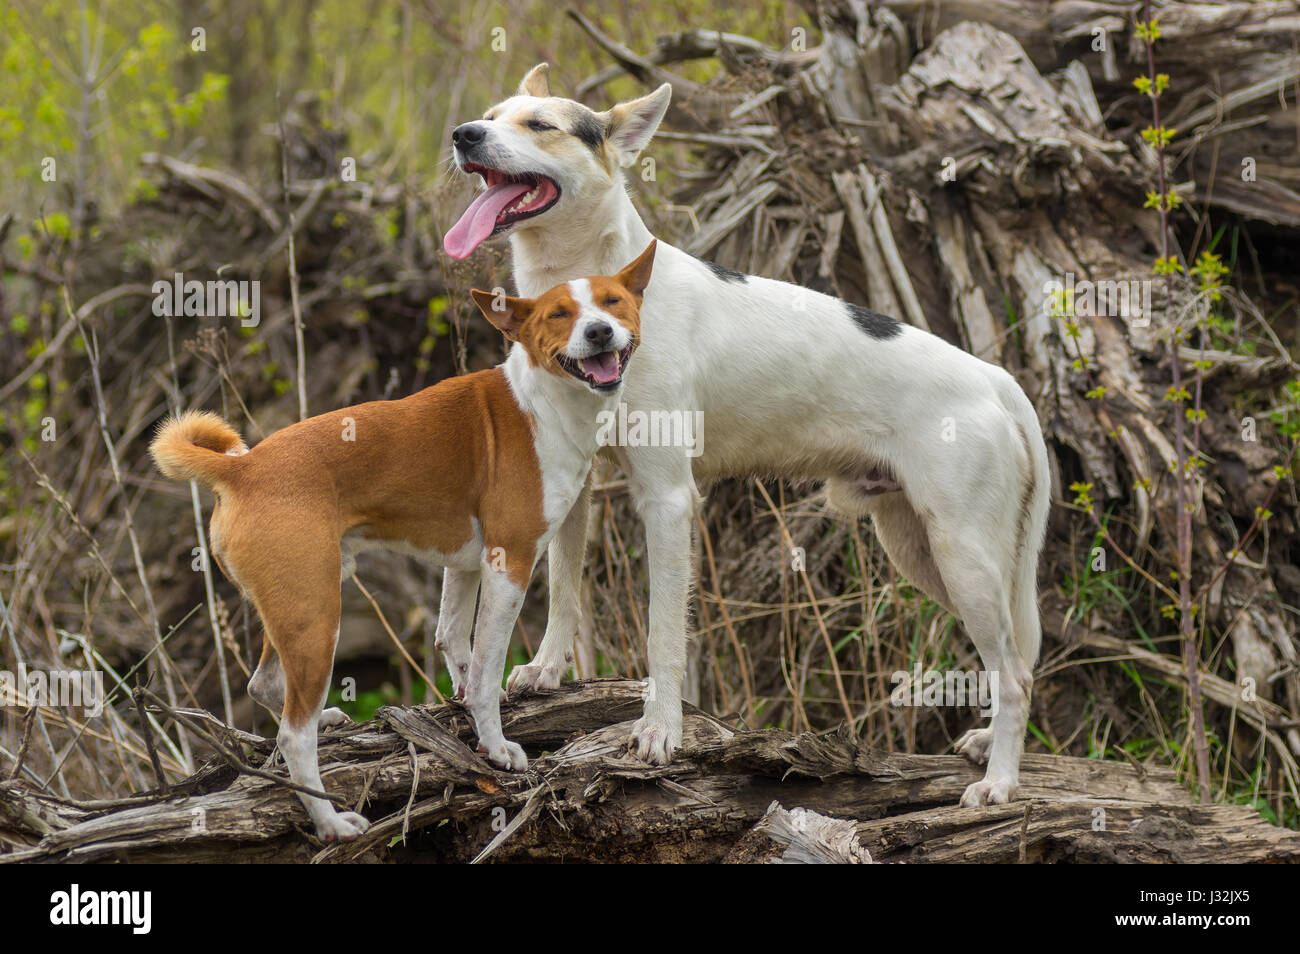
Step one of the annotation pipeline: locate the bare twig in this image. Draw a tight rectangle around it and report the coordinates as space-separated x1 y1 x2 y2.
163 314 235 726
137 687 345 805
1138 1 1211 802
65 286 195 771
752 480 856 735
276 85 309 421
470 785 546 864
7 708 37 782
132 687 168 796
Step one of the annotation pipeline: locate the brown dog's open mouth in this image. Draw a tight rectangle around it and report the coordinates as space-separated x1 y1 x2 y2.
443 164 561 259
557 343 635 392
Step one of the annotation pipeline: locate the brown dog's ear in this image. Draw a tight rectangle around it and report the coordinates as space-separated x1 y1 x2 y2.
615 240 657 301
518 63 550 98
471 288 532 341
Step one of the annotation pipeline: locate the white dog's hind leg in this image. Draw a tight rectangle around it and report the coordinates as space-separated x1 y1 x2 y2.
841 488 954 614
509 475 592 695
927 531 1032 807
436 567 480 700
834 486 1005 770
954 726 995 764
318 707 349 728
465 566 528 772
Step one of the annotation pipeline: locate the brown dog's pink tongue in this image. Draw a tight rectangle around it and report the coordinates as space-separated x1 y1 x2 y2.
443 182 532 259
580 352 621 384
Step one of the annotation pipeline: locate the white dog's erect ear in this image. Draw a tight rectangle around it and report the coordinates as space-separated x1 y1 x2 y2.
600 83 671 167
518 63 551 98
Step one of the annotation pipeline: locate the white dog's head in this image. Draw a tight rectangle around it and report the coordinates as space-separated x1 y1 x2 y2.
444 64 670 259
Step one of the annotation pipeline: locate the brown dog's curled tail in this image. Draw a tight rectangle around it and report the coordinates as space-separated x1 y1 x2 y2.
149 410 248 487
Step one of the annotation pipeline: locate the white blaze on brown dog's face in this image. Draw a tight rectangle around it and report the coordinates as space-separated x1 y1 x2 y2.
470 240 654 393
444 63 671 259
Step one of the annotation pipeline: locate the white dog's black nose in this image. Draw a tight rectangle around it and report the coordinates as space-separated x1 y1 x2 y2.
452 122 487 149
585 322 614 347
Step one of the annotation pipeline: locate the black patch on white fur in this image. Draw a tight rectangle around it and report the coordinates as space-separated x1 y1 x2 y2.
845 302 902 339
699 258 748 283
570 114 607 152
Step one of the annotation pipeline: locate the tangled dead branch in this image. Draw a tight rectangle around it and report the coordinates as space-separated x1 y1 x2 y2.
3 680 1296 863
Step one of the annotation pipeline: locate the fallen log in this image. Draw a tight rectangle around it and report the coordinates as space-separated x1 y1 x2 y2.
1 680 1294 863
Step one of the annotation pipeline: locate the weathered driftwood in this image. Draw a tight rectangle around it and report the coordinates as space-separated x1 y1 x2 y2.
755 802 874 863
1 680 1295 863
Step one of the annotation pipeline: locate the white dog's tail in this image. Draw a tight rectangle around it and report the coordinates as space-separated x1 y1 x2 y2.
1005 388 1050 671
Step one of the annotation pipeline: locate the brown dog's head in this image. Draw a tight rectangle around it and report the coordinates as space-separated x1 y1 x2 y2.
470 240 655 394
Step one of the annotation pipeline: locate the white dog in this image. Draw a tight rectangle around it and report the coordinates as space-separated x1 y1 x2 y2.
445 64 1050 806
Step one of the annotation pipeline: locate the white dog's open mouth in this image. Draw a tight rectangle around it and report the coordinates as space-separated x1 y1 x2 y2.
443 164 560 259
557 343 635 392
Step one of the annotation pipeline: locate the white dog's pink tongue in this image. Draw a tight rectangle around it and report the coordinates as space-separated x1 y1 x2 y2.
580 352 620 384
443 181 532 259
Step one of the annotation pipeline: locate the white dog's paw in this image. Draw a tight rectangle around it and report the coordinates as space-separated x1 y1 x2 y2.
477 738 528 772
954 727 994 765
507 661 564 695
319 707 350 729
629 716 680 765
960 777 1018 807
451 663 470 701
316 810 371 843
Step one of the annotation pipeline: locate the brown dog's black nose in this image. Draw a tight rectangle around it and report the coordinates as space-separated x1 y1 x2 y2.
452 123 486 149
585 322 613 346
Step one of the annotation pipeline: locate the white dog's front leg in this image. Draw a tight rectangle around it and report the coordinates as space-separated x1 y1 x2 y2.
629 485 695 764
508 476 592 695
465 566 528 772
436 567 480 700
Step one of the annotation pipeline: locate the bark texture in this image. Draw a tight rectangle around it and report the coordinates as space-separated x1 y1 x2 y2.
2 680 1296 863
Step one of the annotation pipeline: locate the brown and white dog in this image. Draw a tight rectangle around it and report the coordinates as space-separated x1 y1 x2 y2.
150 242 654 841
